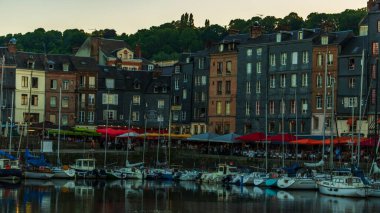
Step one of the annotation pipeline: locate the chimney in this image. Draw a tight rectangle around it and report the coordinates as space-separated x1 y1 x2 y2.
7 38 17 54
135 44 142 58
368 0 376 11
228 28 239 35
250 22 262 39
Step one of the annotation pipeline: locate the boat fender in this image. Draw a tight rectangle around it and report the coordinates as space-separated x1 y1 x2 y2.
63 165 69 170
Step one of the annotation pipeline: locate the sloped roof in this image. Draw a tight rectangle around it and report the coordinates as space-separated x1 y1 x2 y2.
341 36 367 56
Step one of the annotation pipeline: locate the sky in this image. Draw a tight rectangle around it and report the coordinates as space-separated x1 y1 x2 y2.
0 0 367 36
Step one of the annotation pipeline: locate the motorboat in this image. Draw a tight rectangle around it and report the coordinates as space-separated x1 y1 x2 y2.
0 158 22 182
200 164 238 184
71 158 106 179
317 172 369 197
277 176 317 190
51 165 76 179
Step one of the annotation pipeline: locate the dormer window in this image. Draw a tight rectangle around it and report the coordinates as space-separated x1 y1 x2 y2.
134 82 140 89
63 64 69 72
321 36 329 45
153 86 159 93
174 65 180 74
162 87 167 93
47 60 55 70
360 25 368 36
27 60 35 69
186 57 190 63
219 44 224 52
276 33 282 42
298 31 303 40
148 64 154 71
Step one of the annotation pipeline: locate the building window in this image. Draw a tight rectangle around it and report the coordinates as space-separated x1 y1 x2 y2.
21 76 28 88
216 101 222 115
269 122 275 133
225 101 231 115
302 51 309 64
317 53 323 66
246 81 251 94
89 76 95 89
198 58 205 69
246 63 252 75
79 76 86 88
301 99 308 114
247 49 252 56
62 80 69 90
291 74 297 87
290 100 296 114
174 65 180 73
280 99 285 114
270 75 275 88
256 80 261 94
344 97 358 108
104 110 117 120
21 94 28 105
105 78 115 89
281 53 287 65
50 80 57 89
61 115 68 125
327 53 334 65
257 48 262 56
201 76 207 85
349 78 356 88
270 54 276 66
31 77 38 88
326 95 332 109
378 20 380 32
63 64 69 71
276 33 282 42
313 116 319 130
269 101 275 114
372 42 379 55
174 78 179 90
292 52 298 64
217 62 223 75
321 36 328 45
183 74 188 83
31 95 38 106
50 114 57 123
50 96 56 107
217 81 222 95
316 96 322 109
132 111 139 121
225 81 231 95
102 93 118 105
61 97 69 108
78 111 85 123
301 73 308 87
88 94 95 105
88 112 94 123
280 74 286 88
158 100 165 109
349 58 355 70
298 31 303 40
182 89 187 99
327 74 333 87
255 101 260 115
226 61 232 74
133 95 140 105
256 62 262 74
245 102 250 116
316 74 322 88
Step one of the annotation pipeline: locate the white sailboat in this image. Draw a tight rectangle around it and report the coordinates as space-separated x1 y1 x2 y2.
52 87 76 179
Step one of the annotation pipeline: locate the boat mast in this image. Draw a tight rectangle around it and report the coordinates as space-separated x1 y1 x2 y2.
126 100 132 165
357 49 365 167
104 90 109 168
281 96 285 168
295 89 298 162
265 99 268 173
0 55 4 138
8 91 13 153
57 87 62 165
322 49 328 170
329 79 335 169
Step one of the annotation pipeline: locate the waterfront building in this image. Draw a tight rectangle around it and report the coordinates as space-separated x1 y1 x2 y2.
15 52 46 125
171 53 193 134
0 40 17 136
44 55 77 127
208 30 249 134
311 29 353 137
72 56 99 128
191 50 210 135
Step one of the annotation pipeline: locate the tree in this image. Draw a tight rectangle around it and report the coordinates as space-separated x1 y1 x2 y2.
205 19 210 27
261 16 279 33
277 12 304 31
228 19 249 33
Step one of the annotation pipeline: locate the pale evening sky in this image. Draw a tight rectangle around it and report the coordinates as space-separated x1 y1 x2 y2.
0 0 367 36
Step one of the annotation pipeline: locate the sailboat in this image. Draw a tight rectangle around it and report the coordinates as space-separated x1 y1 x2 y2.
52 87 76 179
23 149 54 179
0 150 22 182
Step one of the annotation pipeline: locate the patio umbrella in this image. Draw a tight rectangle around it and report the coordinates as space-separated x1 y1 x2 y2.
209 133 241 144
269 133 297 143
117 131 140 138
186 132 220 142
236 132 265 142
289 138 321 145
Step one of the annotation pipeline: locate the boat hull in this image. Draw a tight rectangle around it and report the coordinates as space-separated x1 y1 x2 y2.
318 184 368 197
52 168 76 179
0 169 22 181
24 171 54 180
277 177 317 190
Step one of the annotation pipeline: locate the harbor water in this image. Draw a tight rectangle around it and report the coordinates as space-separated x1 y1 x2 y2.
1 180 379 213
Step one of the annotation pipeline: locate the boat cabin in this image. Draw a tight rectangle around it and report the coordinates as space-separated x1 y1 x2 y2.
217 164 238 175
332 176 363 186
0 159 11 169
74 159 96 171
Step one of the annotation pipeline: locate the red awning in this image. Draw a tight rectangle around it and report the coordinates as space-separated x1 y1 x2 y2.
268 133 297 142
236 132 266 142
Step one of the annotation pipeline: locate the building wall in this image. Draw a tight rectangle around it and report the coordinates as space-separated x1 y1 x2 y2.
208 51 238 134
15 69 45 124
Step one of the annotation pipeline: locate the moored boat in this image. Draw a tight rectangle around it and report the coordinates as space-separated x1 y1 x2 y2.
52 166 76 179
0 158 22 182
317 175 369 197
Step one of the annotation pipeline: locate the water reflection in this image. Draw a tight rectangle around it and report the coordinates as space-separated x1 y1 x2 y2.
0 180 379 213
